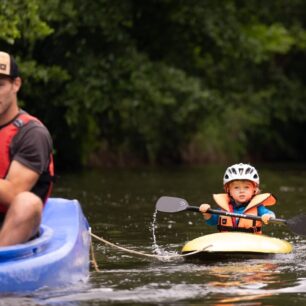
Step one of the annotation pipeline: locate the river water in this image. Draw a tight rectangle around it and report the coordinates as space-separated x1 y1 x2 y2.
3 164 306 305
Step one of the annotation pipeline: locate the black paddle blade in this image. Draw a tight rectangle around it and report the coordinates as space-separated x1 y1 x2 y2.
155 196 189 213
287 214 306 236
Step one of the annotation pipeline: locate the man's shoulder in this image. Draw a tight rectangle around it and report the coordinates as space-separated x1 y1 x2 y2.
12 118 53 149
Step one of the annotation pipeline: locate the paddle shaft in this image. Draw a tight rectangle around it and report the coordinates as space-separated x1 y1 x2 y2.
186 206 287 225
156 196 306 236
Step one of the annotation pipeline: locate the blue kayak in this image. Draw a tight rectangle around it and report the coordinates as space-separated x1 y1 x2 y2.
0 198 90 293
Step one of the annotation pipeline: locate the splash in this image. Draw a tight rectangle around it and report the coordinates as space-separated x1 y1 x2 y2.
150 210 164 255
150 210 180 259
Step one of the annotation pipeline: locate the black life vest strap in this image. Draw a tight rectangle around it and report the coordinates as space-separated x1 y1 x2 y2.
39 171 57 183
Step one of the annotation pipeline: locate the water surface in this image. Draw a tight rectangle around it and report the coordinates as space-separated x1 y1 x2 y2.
4 164 306 305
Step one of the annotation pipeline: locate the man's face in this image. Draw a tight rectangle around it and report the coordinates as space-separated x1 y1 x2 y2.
0 76 21 120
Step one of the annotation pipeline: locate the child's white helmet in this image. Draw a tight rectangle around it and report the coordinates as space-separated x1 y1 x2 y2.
223 163 260 186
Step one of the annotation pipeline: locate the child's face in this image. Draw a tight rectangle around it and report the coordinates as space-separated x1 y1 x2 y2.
228 180 256 204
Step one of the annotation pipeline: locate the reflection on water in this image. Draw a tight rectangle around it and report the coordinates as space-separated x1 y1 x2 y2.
2 165 306 305
207 262 279 287
33 267 306 305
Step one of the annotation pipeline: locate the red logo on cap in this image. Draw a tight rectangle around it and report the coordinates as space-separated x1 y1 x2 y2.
0 64 6 71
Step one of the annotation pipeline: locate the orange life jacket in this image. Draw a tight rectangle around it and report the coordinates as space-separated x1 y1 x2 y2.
0 112 54 213
213 193 276 234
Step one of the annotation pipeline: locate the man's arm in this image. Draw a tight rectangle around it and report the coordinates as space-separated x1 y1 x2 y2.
0 160 39 207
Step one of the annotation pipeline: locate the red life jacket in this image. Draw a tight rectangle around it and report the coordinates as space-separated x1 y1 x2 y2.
213 193 276 234
0 112 54 213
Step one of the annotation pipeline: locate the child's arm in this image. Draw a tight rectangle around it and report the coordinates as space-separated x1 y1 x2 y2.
199 204 219 225
258 205 276 224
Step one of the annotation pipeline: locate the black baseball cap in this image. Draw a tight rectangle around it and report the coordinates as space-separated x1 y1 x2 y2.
0 51 19 78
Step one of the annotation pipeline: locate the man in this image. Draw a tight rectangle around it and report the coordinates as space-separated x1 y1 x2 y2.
0 51 54 246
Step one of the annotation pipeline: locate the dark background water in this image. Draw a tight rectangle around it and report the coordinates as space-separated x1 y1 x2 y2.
4 164 306 305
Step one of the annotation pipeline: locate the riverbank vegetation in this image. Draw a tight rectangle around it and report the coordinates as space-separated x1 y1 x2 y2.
1 1 306 168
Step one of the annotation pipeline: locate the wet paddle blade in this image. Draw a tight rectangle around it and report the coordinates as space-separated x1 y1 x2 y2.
287 214 306 236
156 196 189 213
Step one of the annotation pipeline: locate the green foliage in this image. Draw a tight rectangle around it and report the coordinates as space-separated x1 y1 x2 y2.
242 23 296 63
0 0 52 44
1 0 306 167
61 47 215 164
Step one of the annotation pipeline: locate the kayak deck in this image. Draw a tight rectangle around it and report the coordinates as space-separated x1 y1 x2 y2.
182 232 293 261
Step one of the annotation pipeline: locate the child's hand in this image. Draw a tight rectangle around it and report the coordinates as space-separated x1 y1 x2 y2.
199 203 212 220
261 214 272 224
199 203 211 213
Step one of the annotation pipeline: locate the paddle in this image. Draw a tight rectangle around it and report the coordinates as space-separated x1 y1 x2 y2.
156 196 306 236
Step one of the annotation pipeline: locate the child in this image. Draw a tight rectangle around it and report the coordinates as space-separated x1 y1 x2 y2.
200 163 276 234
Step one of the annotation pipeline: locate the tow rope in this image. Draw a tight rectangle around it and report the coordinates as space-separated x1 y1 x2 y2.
89 231 212 271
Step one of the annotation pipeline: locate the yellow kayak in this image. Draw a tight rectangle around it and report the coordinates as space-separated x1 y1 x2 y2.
182 232 293 260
